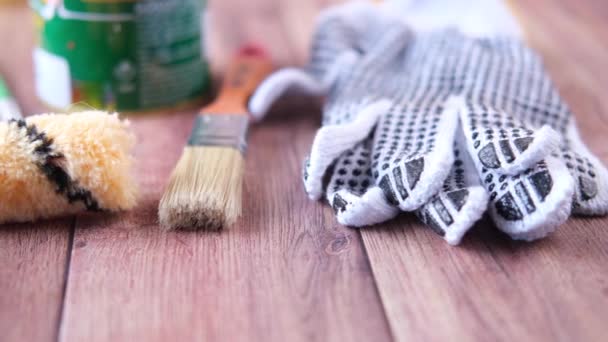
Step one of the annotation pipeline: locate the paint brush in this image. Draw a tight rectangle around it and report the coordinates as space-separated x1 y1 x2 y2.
158 45 273 231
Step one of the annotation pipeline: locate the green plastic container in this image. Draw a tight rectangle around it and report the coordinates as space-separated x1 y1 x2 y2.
30 0 209 112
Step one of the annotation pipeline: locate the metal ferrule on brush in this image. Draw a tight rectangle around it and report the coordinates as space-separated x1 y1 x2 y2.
187 115 249 153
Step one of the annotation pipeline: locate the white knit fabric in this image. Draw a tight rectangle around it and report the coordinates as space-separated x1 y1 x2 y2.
565 124 608 216
416 126 488 245
435 30 607 240
250 0 608 244
249 68 325 121
252 2 461 226
305 2 453 222
326 139 400 226
305 100 391 200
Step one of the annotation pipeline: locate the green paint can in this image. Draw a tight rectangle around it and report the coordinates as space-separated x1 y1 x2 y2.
30 0 210 112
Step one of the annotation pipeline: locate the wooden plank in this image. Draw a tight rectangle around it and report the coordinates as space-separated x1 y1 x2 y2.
58 106 391 342
58 1 392 340
3 0 607 341
0 7 71 342
362 217 608 341
0 220 71 342
361 0 608 341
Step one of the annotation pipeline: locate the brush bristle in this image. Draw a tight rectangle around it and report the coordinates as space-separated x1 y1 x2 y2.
159 146 243 231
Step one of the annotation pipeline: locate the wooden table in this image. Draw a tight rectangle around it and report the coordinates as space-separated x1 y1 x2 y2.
1 1 607 341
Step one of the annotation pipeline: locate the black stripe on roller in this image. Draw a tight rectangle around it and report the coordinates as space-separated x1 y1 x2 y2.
392 166 409 201
9 120 101 211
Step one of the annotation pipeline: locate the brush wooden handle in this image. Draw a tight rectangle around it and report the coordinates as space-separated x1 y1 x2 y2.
204 45 274 115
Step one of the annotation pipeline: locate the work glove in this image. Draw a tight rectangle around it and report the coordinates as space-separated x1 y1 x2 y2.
401 0 608 241
453 32 608 240
375 25 608 242
392 0 607 243
250 2 488 244
251 1 608 244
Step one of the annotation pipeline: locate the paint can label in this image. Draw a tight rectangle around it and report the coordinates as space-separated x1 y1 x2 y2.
31 0 209 112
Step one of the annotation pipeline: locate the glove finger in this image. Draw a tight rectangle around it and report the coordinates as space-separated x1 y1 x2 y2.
250 42 363 122
562 149 608 215
416 133 489 246
482 156 575 241
369 33 483 211
494 41 608 215
249 68 325 121
459 96 575 239
326 138 399 226
458 68 576 240
460 99 561 176
357 13 411 68
373 94 459 211
311 1 411 87
304 99 391 200
310 1 385 81
560 128 608 215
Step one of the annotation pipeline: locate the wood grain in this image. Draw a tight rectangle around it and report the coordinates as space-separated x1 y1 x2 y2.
57 2 391 341
2 1 608 341
0 7 70 342
0 221 71 342
59 106 391 342
361 1 608 341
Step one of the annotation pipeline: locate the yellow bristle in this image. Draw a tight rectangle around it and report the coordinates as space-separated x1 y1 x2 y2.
157 48 272 231
0 111 137 224
158 146 244 231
